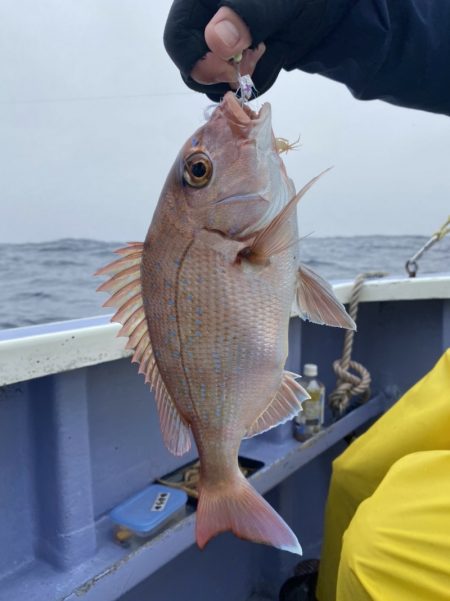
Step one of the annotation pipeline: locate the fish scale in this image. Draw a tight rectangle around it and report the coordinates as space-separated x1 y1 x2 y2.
176 238 295 473
142 222 195 417
97 92 355 555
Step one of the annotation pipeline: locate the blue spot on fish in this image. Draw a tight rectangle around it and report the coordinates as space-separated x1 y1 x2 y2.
192 137 199 147
179 378 189 395
196 307 203 316
212 352 221 374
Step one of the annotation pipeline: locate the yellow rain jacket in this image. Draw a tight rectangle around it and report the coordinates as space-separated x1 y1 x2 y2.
316 348 450 601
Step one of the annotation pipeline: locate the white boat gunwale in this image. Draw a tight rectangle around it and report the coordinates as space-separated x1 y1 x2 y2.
1 274 449 387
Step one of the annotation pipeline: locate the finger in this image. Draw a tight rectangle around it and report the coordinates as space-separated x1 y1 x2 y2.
238 43 266 77
191 43 265 87
191 53 238 85
228 44 266 91
204 6 252 60
188 40 284 101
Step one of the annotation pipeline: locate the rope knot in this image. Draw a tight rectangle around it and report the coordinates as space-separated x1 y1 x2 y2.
329 359 371 415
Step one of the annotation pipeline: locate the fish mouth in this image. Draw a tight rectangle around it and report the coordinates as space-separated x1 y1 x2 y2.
220 91 270 127
213 93 272 208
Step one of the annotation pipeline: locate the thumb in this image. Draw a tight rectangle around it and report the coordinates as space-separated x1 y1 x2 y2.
205 7 252 60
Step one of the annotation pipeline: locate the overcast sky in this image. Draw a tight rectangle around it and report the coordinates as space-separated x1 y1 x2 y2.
1 0 449 243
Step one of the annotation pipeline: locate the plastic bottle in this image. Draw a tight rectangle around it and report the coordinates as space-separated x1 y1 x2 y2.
294 364 326 441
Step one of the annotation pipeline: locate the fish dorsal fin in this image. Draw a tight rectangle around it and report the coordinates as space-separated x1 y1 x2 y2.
245 170 330 265
95 244 191 456
296 263 356 330
244 371 309 438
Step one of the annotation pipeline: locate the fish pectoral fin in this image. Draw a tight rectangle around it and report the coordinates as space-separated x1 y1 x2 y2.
244 371 309 438
96 242 191 456
296 263 356 330
244 170 331 265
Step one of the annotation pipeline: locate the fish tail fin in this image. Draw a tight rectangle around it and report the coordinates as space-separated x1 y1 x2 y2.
196 474 302 555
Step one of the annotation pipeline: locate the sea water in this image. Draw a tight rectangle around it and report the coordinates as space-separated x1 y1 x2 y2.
0 236 448 330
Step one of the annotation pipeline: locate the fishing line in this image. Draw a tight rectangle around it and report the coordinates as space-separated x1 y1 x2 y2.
0 91 193 106
203 104 217 121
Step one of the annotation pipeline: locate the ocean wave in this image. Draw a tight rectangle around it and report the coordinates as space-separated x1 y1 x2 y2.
0 236 448 330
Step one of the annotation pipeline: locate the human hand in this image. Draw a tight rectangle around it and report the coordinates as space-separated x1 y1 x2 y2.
191 7 265 90
164 0 299 102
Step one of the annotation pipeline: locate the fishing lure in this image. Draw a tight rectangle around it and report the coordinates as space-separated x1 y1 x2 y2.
233 53 255 103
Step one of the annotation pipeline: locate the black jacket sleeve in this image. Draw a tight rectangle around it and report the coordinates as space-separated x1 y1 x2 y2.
164 0 450 116
164 0 354 101
292 0 450 116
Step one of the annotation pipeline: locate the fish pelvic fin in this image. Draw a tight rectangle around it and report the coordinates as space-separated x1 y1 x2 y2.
244 371 309 438
95 243 191 456
296 263 356 330
196 473 302 555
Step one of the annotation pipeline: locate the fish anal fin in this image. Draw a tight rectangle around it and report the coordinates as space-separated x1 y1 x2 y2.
296 263 356 330
244 371 309 439
153 378 192 456
96 242 191 456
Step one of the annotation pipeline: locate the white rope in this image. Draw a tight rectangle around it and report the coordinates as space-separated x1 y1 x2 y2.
329 272 386 417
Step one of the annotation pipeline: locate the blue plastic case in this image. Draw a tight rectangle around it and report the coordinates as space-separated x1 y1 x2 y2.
110 484 188 537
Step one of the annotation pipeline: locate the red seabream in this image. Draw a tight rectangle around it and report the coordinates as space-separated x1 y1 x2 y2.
96 92 355 555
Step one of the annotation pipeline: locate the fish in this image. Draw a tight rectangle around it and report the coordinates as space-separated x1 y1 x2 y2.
96 92 355 555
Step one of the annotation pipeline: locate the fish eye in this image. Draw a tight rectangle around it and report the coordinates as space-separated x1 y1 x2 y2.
183 152 213 188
